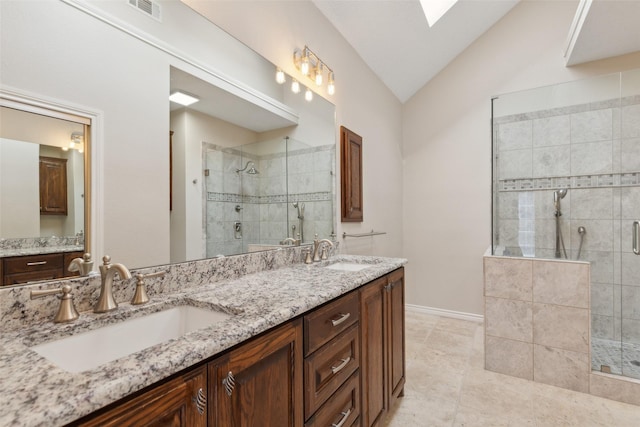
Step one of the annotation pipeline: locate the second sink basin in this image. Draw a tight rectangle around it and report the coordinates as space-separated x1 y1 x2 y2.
30 305 230 373
324 262 372 272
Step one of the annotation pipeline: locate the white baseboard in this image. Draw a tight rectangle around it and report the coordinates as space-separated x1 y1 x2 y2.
405 304 484 323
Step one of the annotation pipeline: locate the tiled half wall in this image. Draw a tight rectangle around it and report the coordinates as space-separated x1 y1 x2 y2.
484 255 640 406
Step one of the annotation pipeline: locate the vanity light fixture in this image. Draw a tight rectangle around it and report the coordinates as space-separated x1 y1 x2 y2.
293 46 335 96
169 90 199 106
305 87 313 102
327 72 335 95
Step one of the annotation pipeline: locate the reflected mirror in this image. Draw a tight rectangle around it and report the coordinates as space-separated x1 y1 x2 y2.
0 106 88 285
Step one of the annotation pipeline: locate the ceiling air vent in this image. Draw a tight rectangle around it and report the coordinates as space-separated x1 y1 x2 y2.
128 0 161 22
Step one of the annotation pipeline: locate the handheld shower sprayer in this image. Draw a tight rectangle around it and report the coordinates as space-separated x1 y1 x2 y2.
554 188 567 215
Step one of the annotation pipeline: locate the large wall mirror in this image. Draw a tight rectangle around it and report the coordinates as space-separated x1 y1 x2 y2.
0 0 336 285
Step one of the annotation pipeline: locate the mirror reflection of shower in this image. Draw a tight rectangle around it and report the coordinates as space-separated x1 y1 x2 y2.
553 188 586 260
293 201 305 242
236 161 259 174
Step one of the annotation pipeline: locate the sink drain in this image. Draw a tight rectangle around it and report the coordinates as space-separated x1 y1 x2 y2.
631 360 640 367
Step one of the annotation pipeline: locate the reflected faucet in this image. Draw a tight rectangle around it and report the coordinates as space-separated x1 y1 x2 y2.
94 255 132 313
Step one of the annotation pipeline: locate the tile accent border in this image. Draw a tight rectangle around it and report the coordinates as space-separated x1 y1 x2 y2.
498 172 640 192
484 254 640 406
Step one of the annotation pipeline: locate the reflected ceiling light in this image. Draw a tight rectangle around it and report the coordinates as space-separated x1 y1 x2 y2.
169 90 199 106
293 45 335 97
305 87 313 102
275 67 286 84
64 132 84 152
291 79 300 94
420 0 458 27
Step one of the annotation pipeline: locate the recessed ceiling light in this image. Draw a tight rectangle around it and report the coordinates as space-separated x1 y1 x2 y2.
169 91 199 106
420 0 458 27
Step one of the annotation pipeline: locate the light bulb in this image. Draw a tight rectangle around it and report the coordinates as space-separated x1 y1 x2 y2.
327 72 335 95
275 67 285 84
291 79 300 94
315 63 323 86
69 140 76 149
61 146 69 151
305 87 313 102
301 52 310 76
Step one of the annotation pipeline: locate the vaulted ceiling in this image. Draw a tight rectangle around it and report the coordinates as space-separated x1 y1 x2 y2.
312 0 640 103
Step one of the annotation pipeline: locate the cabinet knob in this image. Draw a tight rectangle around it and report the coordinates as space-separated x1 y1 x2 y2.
222 371 235 397
192 387 206 415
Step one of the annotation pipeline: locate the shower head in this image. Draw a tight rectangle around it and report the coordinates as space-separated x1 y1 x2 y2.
553 188 568 214
236 161 259 174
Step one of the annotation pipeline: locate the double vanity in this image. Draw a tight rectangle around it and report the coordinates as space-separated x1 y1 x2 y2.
0 248 406 427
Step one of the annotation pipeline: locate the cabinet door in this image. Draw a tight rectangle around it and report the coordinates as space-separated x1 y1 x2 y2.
210 319 303 427
386 269 405 402
39 156 68 215
77 366 207 427
359 277 387 427
340 126 363 222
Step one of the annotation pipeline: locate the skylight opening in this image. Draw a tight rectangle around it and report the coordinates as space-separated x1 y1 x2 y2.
420 0 458 27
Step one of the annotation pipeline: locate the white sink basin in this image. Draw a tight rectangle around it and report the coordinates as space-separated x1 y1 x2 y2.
324 262 372 272
30 305 230 373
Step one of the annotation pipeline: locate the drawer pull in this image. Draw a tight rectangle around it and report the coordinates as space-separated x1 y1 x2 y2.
331 408 352 427
330 312 350 326
192 387 206 415
26 261 47 266
330 357 351 374
222 371 235 397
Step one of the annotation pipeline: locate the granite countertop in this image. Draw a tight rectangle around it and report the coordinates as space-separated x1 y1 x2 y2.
0 245 85 258
0 254 406 427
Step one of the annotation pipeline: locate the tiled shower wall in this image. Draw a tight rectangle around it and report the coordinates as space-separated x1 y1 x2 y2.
204 143 334 256
484 255 640 407
493 96 640 346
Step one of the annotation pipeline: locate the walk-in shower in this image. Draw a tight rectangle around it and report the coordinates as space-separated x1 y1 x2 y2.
492 69 640 382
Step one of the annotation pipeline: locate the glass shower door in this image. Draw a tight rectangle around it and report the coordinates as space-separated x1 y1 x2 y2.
619 68 640 380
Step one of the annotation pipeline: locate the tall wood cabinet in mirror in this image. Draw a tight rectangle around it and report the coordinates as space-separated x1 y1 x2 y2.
340 126 363 222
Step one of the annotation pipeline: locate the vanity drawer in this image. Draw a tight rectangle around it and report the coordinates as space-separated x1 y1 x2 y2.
305 323 360 419
305 370 360 427
3 269 63 286
4 253 63 274
304 291 359 356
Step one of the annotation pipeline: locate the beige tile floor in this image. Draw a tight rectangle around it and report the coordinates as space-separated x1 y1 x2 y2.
382 310 640 426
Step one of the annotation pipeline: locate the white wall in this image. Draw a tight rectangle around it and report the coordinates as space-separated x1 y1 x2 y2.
183 0 404 258
403 0 640 315
0 139 39 237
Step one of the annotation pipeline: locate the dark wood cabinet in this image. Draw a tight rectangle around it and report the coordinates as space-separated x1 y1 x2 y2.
209 319 304 427
340 126 363 222
39 156 68 215
360 268 405 427
1 251 84 286
76 366 207 427
66 269 405 427
303 291 361 425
